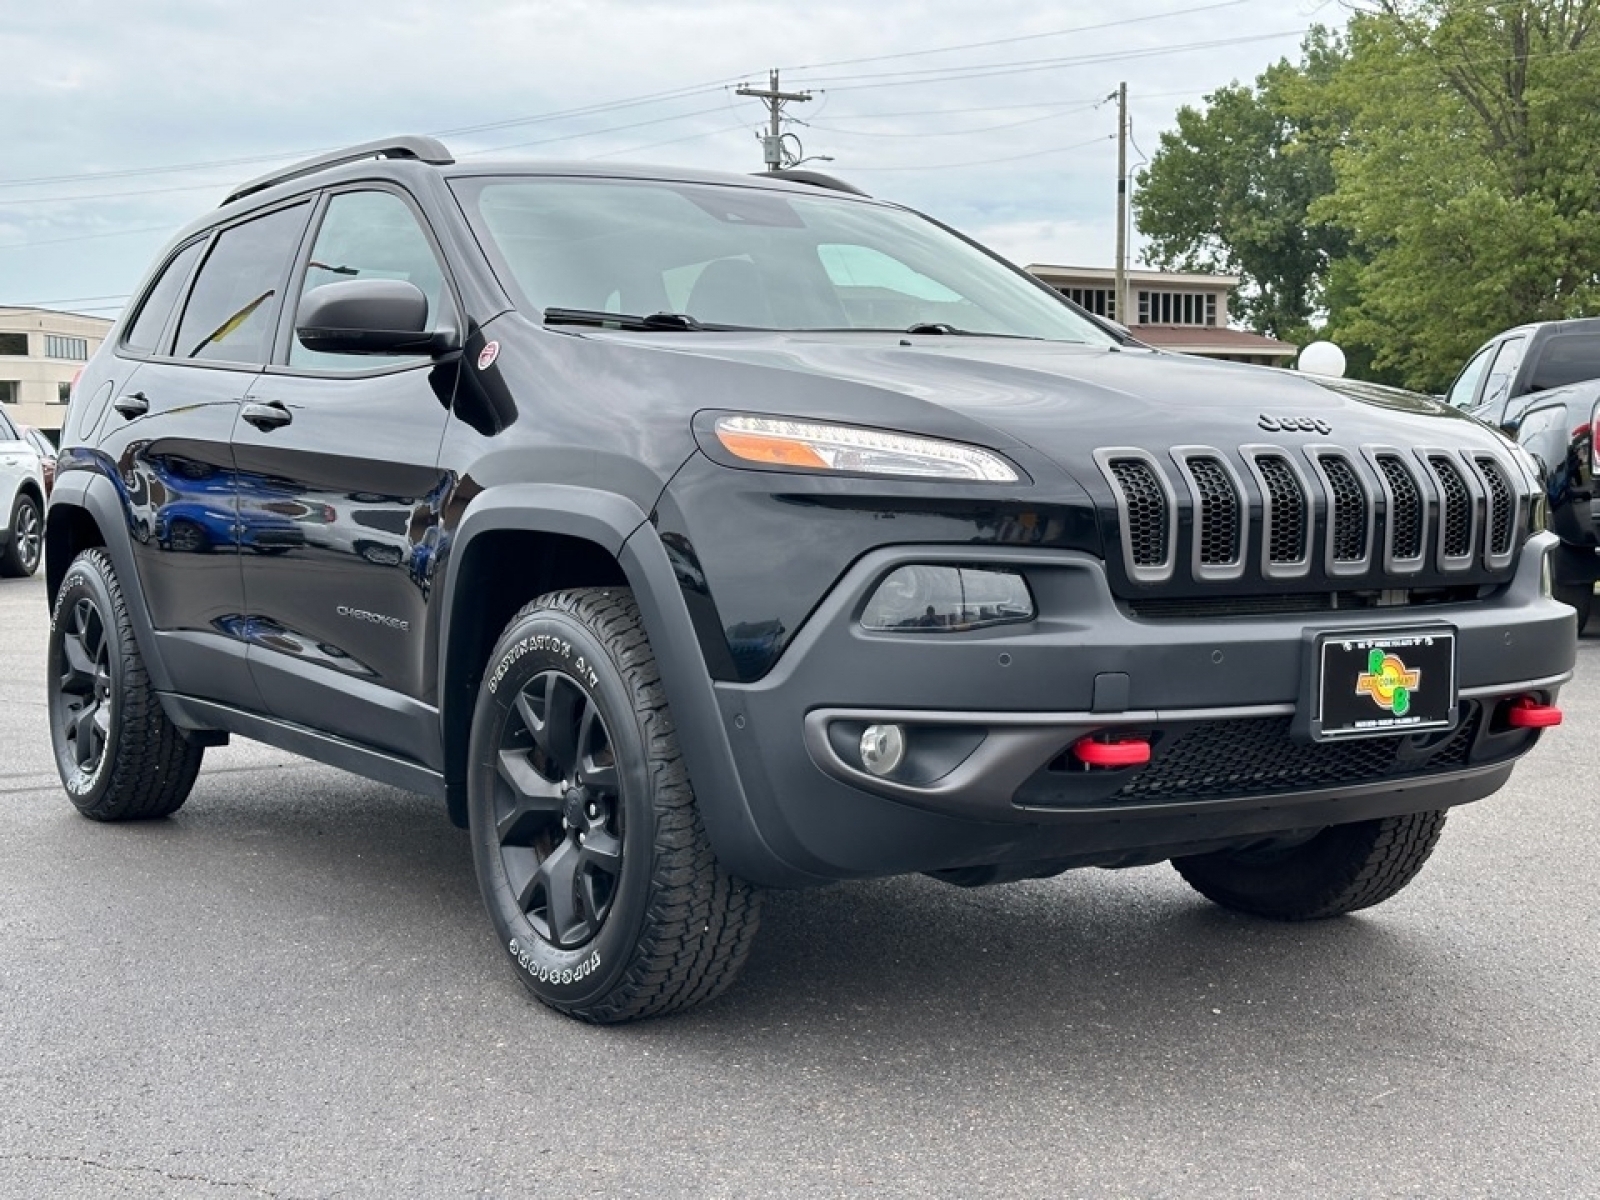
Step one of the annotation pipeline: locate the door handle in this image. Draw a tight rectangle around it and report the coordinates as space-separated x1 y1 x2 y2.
241 401 292 431
113 392 149 418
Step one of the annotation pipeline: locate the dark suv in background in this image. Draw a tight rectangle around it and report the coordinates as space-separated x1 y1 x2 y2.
1446 318 1600 627
45 138 1575 1022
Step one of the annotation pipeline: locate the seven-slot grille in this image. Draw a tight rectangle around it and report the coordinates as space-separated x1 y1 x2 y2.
1096 445 1525 587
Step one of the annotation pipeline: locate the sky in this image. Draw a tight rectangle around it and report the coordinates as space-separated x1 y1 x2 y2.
1 0 1339 321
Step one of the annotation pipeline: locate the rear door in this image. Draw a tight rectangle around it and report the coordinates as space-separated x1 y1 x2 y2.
233 186 459 765
99 202 313 708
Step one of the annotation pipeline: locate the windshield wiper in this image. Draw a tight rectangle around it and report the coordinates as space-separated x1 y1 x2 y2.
900 322 1047 340
544 307 715 331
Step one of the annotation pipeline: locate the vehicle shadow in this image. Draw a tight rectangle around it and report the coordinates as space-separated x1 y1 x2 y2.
36 767 1534 1090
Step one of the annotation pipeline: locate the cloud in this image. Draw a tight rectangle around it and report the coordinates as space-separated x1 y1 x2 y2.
974 218 1113 271
0 0 1316 309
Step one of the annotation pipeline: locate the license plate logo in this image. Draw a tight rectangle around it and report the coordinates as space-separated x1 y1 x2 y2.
1355 648 1421 716
1313 629 1456 741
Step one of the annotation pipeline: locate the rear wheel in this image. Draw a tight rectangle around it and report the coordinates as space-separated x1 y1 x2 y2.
1 492 41 577
467 587 761 1022
47 549 204 820
1172 810 1448 921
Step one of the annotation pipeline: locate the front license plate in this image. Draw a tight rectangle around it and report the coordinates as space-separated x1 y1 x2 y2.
1311 628 1457 742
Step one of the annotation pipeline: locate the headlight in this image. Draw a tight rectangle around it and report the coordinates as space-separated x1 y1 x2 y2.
861 565 1035 632
712 415 1019 482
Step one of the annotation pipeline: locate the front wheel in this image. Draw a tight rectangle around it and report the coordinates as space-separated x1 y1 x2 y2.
1172 809 1448 921
467 588 761 1023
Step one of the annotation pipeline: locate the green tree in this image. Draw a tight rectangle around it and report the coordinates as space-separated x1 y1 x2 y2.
1318 0 1600 391
1136 2 1600 391
1133 39 1347 344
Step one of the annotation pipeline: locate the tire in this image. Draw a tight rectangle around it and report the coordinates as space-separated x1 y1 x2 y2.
467 587 761 1023
1171 809 1448 921
1 492 41 577
47 549 204 820
1553 579 1593 633
161 519 205 554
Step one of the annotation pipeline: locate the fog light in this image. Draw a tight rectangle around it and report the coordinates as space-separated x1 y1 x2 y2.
861 565 1034 633
860 724 907 777
1540 546 1554 599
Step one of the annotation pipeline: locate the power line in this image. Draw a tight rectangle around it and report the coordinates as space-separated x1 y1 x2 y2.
0 77 749 191
843 133 1115 172
6 293 129 306
798 30 1306 90
461 101 736 157
803 104 1099 140
432 80 744 138
585 122 752 160
789 0 1260 71
5 100 748 210
0 224 176 252
0 180 233 209
804 97 1106 123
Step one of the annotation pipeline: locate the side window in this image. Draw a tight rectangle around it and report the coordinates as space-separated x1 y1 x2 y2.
289 190 449 371
1480 335 1528 408
0 408 18 441
1530 335 1600 391
1446 345 1495 409
122 239 204 356
173 202 311 365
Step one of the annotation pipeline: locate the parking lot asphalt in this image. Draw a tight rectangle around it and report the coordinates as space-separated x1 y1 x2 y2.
2 569 1597 1198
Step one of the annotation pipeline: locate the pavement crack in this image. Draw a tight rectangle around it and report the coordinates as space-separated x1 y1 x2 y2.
0 1150 282 1196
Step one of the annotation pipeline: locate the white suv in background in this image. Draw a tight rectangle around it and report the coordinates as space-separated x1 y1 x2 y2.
0 407 45 577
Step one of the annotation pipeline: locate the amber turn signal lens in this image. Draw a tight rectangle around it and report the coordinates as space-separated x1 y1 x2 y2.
714 431 829 469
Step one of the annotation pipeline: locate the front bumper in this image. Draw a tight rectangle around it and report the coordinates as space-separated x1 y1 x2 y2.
708 534 1574 884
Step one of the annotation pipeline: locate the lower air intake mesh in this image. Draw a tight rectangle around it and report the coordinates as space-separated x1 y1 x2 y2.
1110 708 1480 803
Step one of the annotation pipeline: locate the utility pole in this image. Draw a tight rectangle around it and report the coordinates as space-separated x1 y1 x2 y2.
1113 81 1129 328
737 69 813 171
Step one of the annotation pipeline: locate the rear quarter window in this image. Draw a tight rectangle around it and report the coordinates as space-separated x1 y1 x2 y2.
122 239 205 356
1530 335 1600 391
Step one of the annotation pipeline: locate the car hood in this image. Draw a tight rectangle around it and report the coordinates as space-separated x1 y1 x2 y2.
622 332 1508 474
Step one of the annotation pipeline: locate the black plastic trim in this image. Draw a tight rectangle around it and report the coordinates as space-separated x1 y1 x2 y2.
159 694 446 798
45 470 174 692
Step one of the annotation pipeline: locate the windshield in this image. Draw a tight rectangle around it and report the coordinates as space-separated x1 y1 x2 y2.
449 176 1116 344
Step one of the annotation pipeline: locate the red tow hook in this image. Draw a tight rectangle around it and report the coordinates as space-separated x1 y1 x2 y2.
1072 735 1152 768
1505 697 1563 729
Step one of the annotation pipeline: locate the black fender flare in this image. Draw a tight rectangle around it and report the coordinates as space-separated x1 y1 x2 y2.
437 484 797 884
46 469 175 693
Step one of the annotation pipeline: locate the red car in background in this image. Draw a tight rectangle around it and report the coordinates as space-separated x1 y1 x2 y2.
20 427 56 497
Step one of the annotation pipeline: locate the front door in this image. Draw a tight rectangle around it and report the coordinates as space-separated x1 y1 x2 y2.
233 187 458 765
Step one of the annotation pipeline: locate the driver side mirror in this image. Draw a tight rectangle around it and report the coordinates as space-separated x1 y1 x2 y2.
296 279 458 357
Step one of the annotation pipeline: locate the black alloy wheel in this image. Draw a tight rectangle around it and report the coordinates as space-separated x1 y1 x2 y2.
493 669 625 949
55 595 113 777
47 549 204 820
467 588 762 1022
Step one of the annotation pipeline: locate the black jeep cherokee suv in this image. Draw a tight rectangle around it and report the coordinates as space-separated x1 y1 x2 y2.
45 137 1575 1022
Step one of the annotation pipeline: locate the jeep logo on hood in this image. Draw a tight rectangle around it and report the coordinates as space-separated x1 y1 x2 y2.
1259 414 1331 435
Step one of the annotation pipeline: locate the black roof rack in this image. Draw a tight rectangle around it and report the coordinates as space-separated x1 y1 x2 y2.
222 136 454 206
762 169 869 197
